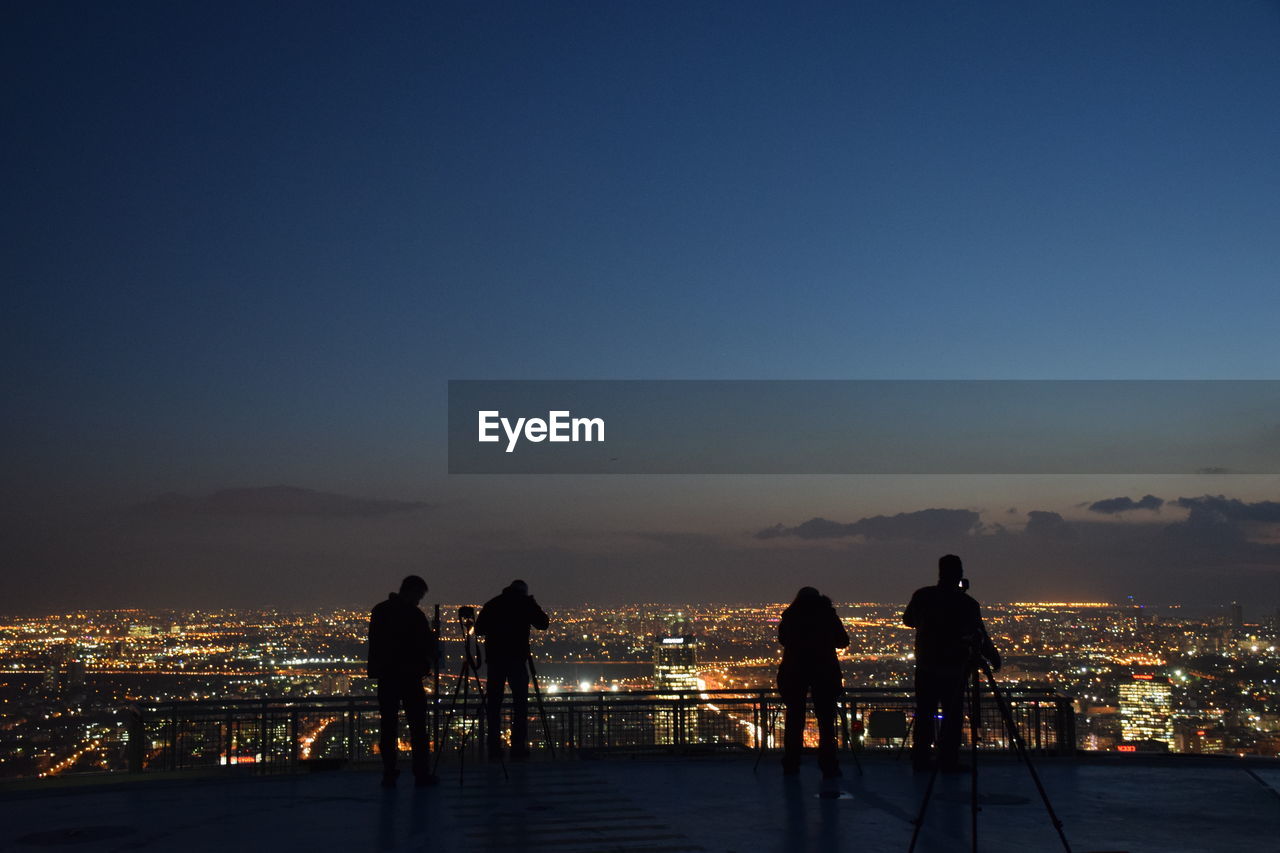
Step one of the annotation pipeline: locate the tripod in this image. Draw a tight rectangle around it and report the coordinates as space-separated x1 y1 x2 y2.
432 607 507 784
526 653 556 759
907 651 1071 853
753 698 779 771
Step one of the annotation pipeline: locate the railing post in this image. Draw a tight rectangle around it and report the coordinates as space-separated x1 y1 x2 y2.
1029 696 1039 753
125 707 144 773
289 709 299 768
167 709 177 771
259 700 269 772
347 700 356 763
1056 696 1076 756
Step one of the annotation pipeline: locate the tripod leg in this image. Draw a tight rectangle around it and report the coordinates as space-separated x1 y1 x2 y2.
752 701 777 772
431 665 471 776
970 669 981 853
908 662 978 853
458 668 468 786
526 656 555 760
840 700 863 777
895 714 915 761
907 754 944 853
468 657 507 781
981 663 1073 853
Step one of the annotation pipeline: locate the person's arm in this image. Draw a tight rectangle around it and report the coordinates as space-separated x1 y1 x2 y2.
902 590 920 628
777 611 792 647
528 596 549 630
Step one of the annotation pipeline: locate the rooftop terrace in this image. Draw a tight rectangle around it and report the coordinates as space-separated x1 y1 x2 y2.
3 753 1277 853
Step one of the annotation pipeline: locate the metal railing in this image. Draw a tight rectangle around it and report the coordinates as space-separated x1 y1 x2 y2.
126 686 1074 773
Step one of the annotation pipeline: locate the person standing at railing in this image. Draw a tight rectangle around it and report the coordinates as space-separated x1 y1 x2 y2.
902 554 1001 773
777 586 849 787
476 579 549 761
368 574 439 788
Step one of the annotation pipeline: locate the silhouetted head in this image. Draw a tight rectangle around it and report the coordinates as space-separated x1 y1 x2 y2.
506 579 529 596
399 575 428 604
938 554 963 585
792 586 821 605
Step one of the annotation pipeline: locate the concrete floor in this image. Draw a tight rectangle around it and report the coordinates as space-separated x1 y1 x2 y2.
2 755 1277 852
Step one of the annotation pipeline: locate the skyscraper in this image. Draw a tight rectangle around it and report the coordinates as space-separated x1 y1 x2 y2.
1119 674 1174 748
653 635 699 744
654 635 699 692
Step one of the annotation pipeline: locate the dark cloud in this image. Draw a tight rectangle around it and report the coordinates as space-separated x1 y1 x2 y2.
1174 495 1280 524
756 509 981 541
133 486 431 518
1087 495 1164 515
1024 510 1076 540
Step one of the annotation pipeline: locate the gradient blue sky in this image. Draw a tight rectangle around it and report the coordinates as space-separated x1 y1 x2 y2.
4 2 1279 608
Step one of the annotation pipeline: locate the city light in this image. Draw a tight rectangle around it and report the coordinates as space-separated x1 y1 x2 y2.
2 600 1278 777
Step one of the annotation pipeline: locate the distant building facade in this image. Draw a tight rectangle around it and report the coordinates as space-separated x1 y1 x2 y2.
653 635 699 744
1120 674 1173 747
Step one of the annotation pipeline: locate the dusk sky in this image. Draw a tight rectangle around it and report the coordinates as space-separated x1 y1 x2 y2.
4 2 1280 612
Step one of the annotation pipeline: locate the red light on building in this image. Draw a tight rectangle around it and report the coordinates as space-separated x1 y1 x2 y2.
1132 673 1153 680
1117 744 1137 753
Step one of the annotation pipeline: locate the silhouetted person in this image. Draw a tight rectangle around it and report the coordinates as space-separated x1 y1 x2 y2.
368 574 439 787
777 586 849 783
476 579 549 760
902 554 1001 772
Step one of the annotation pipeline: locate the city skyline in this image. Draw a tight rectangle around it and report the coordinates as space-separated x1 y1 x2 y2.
4 599 1276 780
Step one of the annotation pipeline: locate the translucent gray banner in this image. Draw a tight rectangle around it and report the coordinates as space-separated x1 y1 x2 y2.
447 380 1280 474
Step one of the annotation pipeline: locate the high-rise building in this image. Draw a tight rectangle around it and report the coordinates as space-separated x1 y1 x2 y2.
654 635 699 692
653 635 699 744
1229 602 1244 629
1119 674 1173 747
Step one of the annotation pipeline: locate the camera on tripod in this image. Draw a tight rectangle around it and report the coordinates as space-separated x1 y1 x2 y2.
458 605 477 635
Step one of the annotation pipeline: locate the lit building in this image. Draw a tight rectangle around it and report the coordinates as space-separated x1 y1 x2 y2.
654 635 699 744
654 635 699 692
1119 674 1173 747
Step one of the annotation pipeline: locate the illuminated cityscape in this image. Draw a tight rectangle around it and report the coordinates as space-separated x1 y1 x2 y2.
2 599 1277 779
